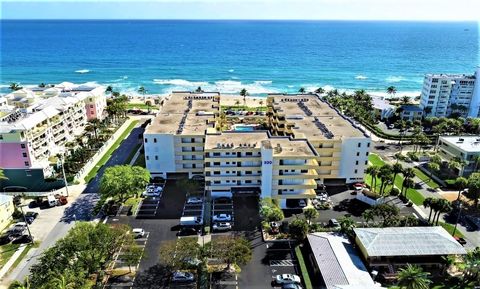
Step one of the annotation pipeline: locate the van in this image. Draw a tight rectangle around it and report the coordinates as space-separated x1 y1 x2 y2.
47 195 57 207
180 216 203 226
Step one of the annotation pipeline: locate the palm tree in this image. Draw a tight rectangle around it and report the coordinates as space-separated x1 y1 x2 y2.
455 177 468 200
362 210 375 226
138 86 147 96
365 166 380 193
386 86 397 97
434 199 452 226
195 86 203 93
397 264 431 289
339 216 356 237
50 273 76 289
378 164 393 196
105 85 113 94
314 87 325 94
392 163 403 184
427 162 440 181
449 157 468 176
473 155 480 172
423 197 436 223
85 119 101 141
298 87 306 94
38 83 46 88
401 96 411 105
401 167 415 196
240 88 248 106
9 82 22 91
9 277 31 289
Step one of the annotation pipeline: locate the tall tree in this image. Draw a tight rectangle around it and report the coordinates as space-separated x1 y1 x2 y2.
210 236 252 269
288 218 309 241
100 165 150 203
314 87 325 94
423 197 436 224
298 87 306 94
365 166 380 193
386 86 397 97
138 86 147 96
123 245 145 272
397 264 432 289
466 173 480 207
392 163 403 184
401 96 411 105
240 88 248 106
455 177 468 200
303 207 319 225
159 238 201 270
9 82 22 91
378 164 393 195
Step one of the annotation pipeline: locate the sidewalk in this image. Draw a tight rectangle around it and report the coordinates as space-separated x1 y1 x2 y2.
0 245 27 280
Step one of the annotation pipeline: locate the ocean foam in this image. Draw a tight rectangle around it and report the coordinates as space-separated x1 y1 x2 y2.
386 76 405 83
355 75 368 80
228 69 235 73
153 79 208 87
75 69 90 74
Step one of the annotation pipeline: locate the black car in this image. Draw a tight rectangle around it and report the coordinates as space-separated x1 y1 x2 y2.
25 212 39 219
0 233 13 245
12 234 33 244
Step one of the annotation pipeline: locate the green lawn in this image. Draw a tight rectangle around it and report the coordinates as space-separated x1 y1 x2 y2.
84 120 139 182
295 246 313 289
0 244 20 268
366 153 425 205
368 154 385 166
412 167 440 189
439 222 465 238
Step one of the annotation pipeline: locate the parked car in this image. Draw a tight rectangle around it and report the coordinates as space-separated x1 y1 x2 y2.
282 284 304 289
329 219 340 228
353 183 365 191
0 233 13 245
171 271 195 283
57 196 68 206
298 199 307 208
178 227 199 236
187 196 203 204
10 222 27 232
213 222 232 231
25 212 39 219
132 228 145 238
12 234 33 244
212 214 232 222
274 274 301 285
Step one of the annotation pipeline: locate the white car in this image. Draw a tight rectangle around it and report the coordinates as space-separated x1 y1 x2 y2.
213 222 232 231
187 196 203 204
132 228 145 238
171 271 195 283
298 200 307 207
274 274 301 285
212 214 232 222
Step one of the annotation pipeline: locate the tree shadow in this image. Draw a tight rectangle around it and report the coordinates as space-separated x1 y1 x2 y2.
133 263 171 289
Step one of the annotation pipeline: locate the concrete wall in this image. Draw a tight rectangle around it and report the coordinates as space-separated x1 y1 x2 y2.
338 138 370 183
145 134 176 177
0 195 14 232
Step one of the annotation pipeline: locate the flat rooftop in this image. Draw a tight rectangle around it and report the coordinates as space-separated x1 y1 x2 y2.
205 131 316 157
268 94 366 139
440 136 480 153
146 92 219 135
354 227 467 257
307 232 382 289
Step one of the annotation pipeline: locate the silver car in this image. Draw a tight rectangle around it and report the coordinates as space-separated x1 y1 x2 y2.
213 222 232 231
171 271 195 283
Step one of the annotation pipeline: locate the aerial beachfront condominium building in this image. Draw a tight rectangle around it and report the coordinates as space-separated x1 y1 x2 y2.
419 68 480 118
144 92 370 207
0 82 107 191
437 136 480 177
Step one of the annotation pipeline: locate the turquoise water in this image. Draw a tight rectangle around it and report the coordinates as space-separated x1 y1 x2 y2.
233 126 256 132
1 20 478 96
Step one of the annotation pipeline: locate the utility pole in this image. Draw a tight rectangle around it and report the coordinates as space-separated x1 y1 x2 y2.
60 153 69 197
19 205 34 243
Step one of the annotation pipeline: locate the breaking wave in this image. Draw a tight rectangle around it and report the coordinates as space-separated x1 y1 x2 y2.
75 69 90 74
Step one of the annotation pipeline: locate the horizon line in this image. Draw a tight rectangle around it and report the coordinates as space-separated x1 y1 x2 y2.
2 18 479 22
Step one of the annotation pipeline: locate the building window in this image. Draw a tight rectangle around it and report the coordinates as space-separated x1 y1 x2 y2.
366 152 369 156
213 152 220 156
22 152 27 158
24 161 29 166
226 162 230 164
355 161 359 165
246 171 252 175
245 180 252 184
354 169 358 174
214 171 220 175
356 152 360 156
154 138 157 143
365 160 368 165
226 171 230 173
246 152 253 156
367 143 370 148
214 162 220 166
146 156 149 160
155 156 158 160
357 143 361 148
144 138 148 143
21 144 26 149
214 180 221 184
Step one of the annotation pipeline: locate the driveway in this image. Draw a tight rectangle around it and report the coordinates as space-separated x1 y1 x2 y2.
5 120 146 285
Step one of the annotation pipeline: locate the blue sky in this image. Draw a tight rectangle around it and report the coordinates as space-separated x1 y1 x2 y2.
2 0 480 20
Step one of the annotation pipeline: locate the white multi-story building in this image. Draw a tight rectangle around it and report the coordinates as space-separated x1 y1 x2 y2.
144 92 371 208
438 136 480 177
0 82 107 191
419 68 480 118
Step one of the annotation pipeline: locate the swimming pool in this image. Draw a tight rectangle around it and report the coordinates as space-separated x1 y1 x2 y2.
233 125 257 131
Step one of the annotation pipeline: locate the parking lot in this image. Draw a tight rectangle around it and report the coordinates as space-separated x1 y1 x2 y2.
136 182 165 218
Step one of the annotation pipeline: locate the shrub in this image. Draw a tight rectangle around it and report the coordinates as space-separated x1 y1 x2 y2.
390 187 400 196
406 151 419 161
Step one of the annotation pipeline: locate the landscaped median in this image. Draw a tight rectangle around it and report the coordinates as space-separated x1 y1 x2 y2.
84 120 139 183
295 246 313 289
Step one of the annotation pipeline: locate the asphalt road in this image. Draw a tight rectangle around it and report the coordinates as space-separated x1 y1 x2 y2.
11 122 145 283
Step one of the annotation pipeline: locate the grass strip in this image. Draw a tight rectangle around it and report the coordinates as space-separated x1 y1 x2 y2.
439 222 465 238
0 244 20 267
84 120 138 182
412 167 440 189
124 197 142 215
368 153 385 167
295 246 313 289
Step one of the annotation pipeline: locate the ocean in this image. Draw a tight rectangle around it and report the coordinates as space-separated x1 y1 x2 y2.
1 20 478 96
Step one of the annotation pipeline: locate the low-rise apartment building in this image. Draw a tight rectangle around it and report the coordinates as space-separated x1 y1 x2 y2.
0 82 107 191
419 68 480 118
144 92 370 207
0 194 14 232
399 104 423 121
438 136 480 176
